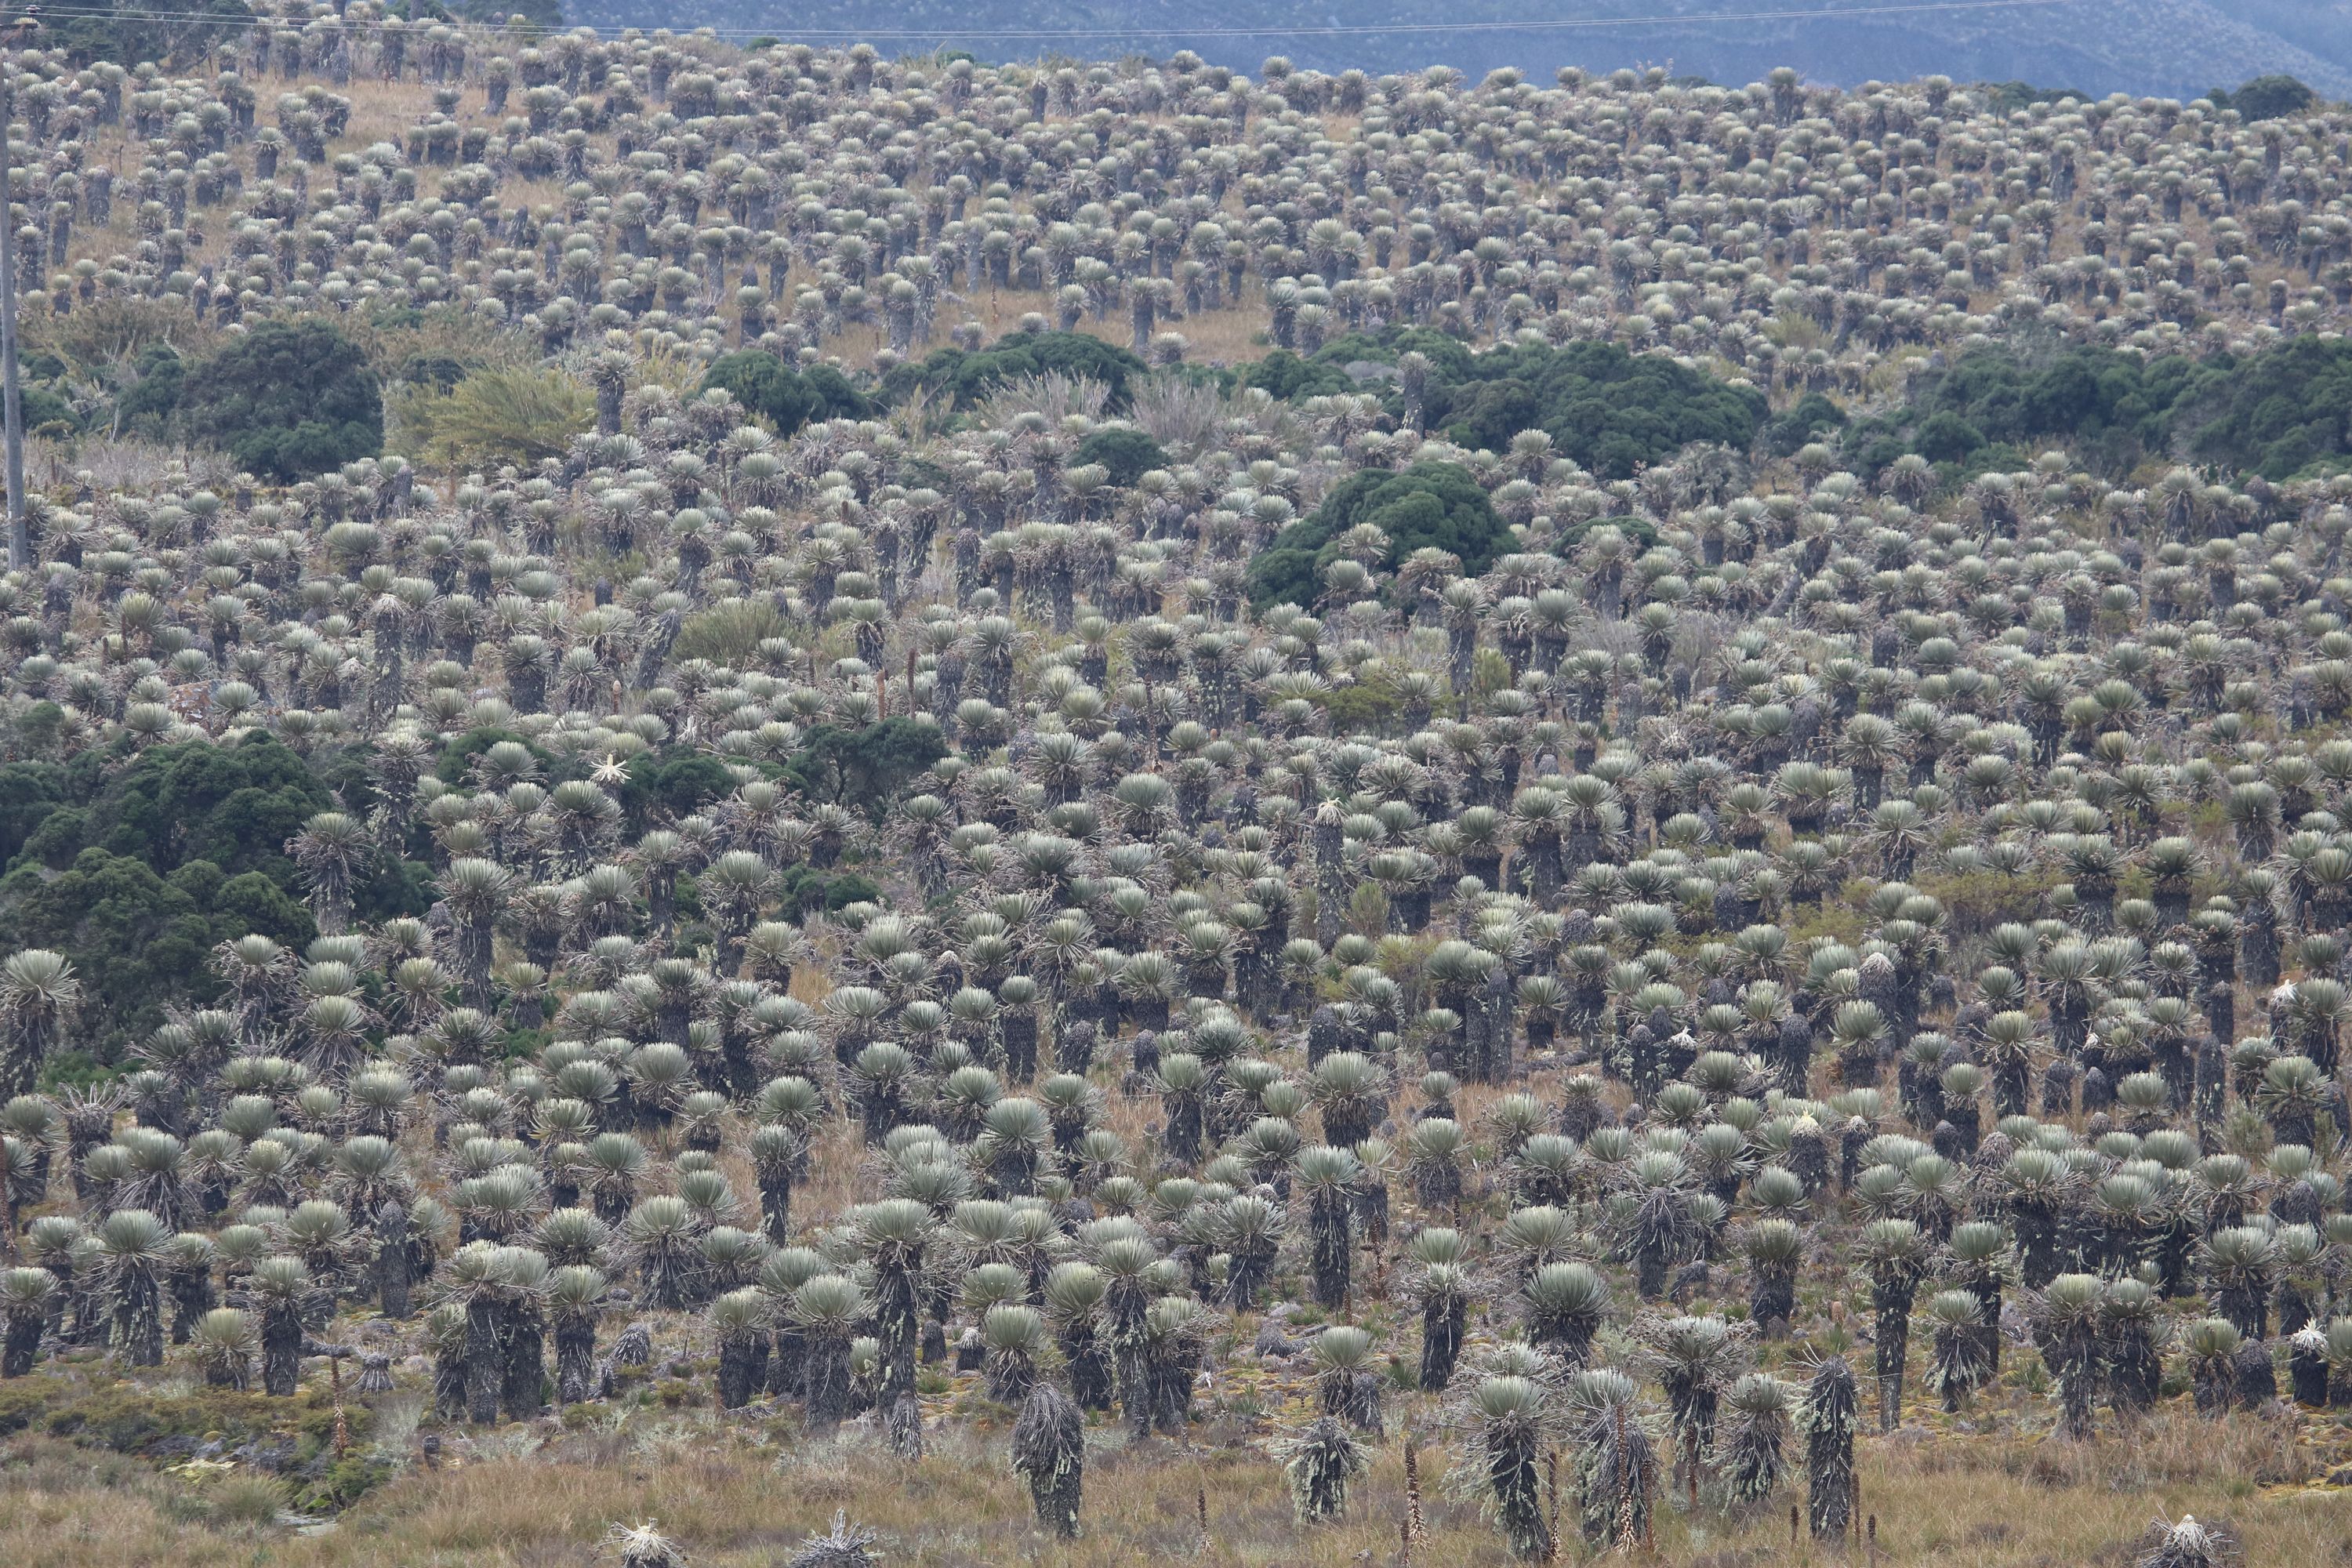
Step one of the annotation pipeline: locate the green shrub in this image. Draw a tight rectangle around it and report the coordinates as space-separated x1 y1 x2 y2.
20 385 82 436
291 1454 397 1514
1423 339 1765 476
1319 681 1409 734
395 365 592 469
618 750 736 834
1296 327 1758 477
86 734 331 885
1913 410 1987 464
45 0 249 69
1071 426 1167 487
2211 74 2314 121
1312 326 1473 380
1760 390 1847 457
782 719 946 819
1978 81 2089 114
1236 350 1355 401
701 350 873 436
2174 336 2352 479
0 761 67 864
1247 460 1510 611
879 331 1148 412
673 597 789 665
455 0 558 22
111 343 183 435
0 733 439 1057
1844 336 2352 483
0 847 314 1062
176 319 382 481
777 864 883 919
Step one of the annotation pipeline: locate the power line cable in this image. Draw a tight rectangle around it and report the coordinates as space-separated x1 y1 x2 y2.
2 0 2085 46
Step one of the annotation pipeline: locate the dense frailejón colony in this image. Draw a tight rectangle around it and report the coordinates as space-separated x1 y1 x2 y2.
11 13 2352 386
0 13 2347 1564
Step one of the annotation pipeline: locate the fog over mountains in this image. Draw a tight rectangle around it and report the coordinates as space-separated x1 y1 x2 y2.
568 0 2352 99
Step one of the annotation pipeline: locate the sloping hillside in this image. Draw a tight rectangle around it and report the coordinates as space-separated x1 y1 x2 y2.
572 0 2352 97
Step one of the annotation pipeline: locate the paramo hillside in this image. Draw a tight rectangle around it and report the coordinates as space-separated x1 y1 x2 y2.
0 14 2349 1568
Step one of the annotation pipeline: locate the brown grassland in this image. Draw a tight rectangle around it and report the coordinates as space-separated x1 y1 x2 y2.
1 1379 2347 1568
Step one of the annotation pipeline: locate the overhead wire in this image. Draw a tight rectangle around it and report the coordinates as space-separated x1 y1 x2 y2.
1 0 2086 47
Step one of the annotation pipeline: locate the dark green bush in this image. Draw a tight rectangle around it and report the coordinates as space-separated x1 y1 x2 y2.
175 319 382 481
619 751 737 834
18 385 80 436
879 331 1148 412
45 0 250 68
85 734 332 887
1267 325 1759 476
1248 461 1510 611
112 343 183 435
0 733 441 1060
2173 336 2352 479
1424 339 1765 477
1761 390 1848 457
0 762 67 865
783 720 947 819
701 350 873 436
0 847 311 1062
434 726 561 786
1843 336 2352 484
1978 81 2089 114
2210 74 2314 121
1071 426 1167 487
1236 350 1356 401
777 864 883 920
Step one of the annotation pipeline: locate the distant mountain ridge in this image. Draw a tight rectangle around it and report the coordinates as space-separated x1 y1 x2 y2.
567 0 2352 100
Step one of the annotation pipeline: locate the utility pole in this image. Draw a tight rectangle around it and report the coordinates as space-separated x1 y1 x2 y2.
0 67 21 574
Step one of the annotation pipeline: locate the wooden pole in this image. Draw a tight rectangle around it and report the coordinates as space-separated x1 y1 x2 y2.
0 74 24 574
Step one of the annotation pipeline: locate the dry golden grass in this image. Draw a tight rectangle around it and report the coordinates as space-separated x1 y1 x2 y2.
2 1392 2346 1568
